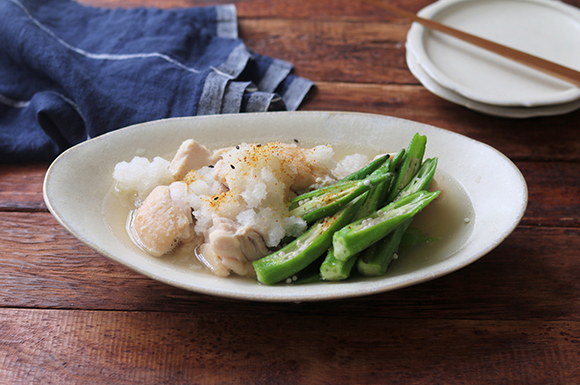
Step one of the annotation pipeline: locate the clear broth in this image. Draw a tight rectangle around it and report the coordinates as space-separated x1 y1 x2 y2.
102 142 475 281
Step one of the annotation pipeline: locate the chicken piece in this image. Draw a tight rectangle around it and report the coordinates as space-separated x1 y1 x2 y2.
196 217 270 277
131 182 194 257
290 166 317 192
210 146 232 164
209 217 269 262
195 243 231 277
169 139 213 180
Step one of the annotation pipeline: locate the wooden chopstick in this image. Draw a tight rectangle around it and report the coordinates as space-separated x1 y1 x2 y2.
363 0 580 88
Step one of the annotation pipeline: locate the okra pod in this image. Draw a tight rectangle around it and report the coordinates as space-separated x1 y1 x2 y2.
356 219 411 276
394 157 438 201
319 246 358 281
253 196 364 285
340 153 390 181
375 148 406 177
282 151 400 282
319 176 392 281
332 190 440 261
385 133 427 203
357 157 439 275
289 170 391 224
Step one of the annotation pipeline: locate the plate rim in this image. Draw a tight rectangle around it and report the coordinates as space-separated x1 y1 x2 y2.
407 0 580 107
405 46 580 118
43 111 528 302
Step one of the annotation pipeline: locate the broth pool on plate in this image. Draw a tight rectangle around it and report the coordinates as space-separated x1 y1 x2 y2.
101 142 475 283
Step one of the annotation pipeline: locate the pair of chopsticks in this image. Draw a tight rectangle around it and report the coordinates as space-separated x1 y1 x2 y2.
363 0 580 88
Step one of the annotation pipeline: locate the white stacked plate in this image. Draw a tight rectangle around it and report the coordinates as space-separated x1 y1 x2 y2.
405 0 580 118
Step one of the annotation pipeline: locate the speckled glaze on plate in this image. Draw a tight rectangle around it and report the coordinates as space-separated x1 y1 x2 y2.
407 0 580 107
43 112 527 302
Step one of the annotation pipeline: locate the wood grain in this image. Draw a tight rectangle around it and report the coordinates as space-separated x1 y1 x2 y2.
520 161 580 227
1 211 579 322
77 0 427 19
1 308 579 384
0 164 48 211
2 0 580 383
238 19 413 85
77 0 580 20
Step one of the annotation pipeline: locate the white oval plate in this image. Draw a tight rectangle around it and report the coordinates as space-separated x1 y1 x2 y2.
406 47 580 118
44 112 527 302
407 0 580 107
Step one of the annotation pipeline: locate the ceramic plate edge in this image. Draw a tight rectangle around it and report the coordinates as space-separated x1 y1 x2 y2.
407 0 580 107
43 112 528 302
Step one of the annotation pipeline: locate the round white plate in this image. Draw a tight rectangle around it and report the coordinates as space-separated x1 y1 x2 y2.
406 46 580 118
407 0 580 107
43 112 528 302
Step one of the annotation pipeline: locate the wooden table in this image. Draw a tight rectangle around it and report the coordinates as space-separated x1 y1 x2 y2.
2 0 580 383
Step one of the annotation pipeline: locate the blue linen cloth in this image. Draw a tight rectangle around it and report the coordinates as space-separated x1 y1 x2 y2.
0 0 314 162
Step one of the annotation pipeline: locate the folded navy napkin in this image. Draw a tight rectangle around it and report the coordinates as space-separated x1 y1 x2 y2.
0 0 314 162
